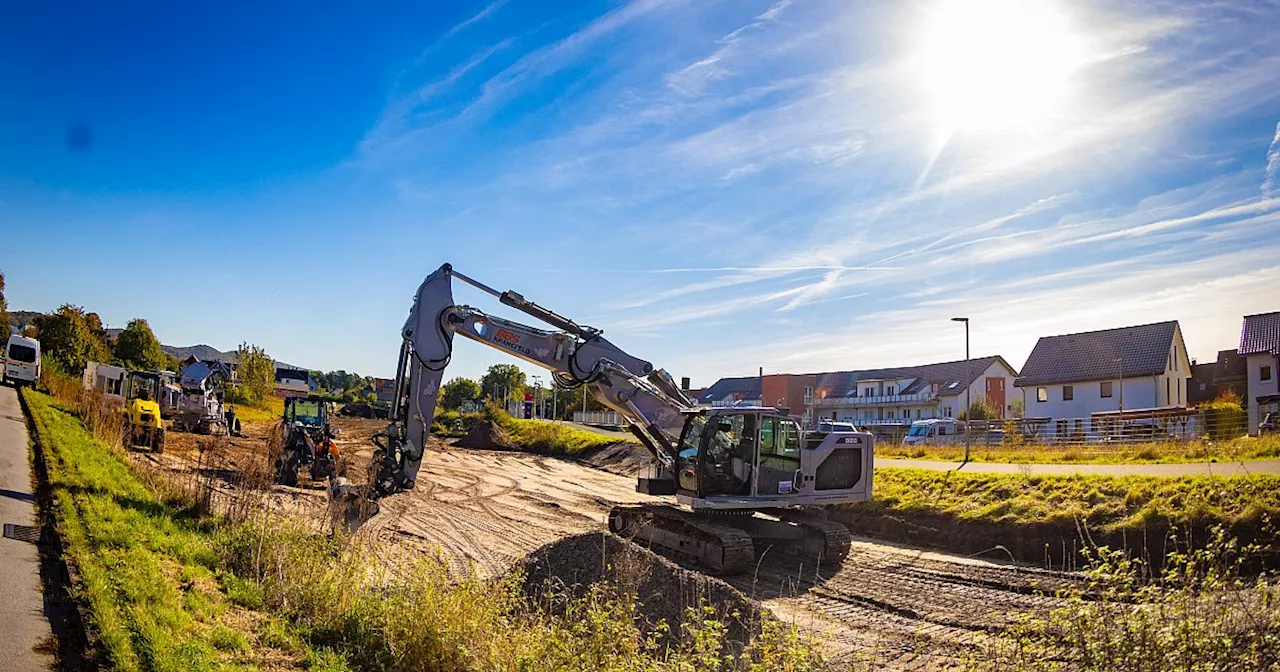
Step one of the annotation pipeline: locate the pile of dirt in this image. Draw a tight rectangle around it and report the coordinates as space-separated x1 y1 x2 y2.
517 532 767 649
455 420 519 450
578 441 651 477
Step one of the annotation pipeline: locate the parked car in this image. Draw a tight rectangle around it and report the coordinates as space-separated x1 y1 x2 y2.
1261 412 1278 436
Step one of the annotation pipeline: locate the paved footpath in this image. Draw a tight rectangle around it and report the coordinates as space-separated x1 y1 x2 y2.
877 457 1280 476
0 385 53 671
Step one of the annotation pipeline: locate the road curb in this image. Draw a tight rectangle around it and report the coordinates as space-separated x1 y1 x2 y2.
16 389 95 670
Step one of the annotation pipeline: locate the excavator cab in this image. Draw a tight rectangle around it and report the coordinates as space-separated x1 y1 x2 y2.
672 407 871 507
275 396 339 486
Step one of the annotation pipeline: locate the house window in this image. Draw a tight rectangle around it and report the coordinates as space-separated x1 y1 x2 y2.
803 386 813 403
887 386 895 395
1063 385 1074 401
1101 382 1113 398
915 409 921 419
1166 378 1170 404
1036 387 1047 402
1263 366 1273 382
887 410 895 419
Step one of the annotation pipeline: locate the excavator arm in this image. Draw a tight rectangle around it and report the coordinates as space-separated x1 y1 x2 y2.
370 263 692 495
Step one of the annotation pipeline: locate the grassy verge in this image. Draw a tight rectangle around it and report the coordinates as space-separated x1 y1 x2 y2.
876 434 1280 464
228 396 284 426
25 388 820 671
22 388 323 671
836 467 1280 569
436 407 623 456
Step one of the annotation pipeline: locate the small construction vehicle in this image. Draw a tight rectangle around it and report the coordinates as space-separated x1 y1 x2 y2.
347 263 874 574
274 396 340 486
122 376 165 452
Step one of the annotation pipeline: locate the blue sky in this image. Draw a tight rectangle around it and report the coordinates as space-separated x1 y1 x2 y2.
2 0 1279 385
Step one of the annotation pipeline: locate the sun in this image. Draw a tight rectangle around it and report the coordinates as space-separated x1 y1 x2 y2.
913 0 1087 135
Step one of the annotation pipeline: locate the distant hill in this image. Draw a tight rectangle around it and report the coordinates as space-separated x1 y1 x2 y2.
163 343 237 364
7 310 40 331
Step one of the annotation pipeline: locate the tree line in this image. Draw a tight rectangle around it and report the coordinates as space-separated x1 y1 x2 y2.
438 363 608 420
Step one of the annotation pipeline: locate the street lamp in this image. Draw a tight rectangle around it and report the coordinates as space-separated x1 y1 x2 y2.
952 317 971 462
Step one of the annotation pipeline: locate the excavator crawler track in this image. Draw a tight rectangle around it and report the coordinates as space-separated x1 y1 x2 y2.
780 511 853 565
608 504 755 575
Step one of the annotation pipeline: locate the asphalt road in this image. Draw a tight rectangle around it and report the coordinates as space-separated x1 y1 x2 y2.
0 385 53 670
877 457 1280 476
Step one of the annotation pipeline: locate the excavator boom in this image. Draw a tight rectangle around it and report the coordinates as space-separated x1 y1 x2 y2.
359 263 874 574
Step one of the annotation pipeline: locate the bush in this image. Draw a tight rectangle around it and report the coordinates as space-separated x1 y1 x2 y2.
1203 397 1247 440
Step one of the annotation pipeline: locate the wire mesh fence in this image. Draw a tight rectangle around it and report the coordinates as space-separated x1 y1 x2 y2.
871 405 1258 454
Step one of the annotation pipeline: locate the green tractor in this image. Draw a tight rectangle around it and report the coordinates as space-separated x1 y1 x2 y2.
274 396 340 486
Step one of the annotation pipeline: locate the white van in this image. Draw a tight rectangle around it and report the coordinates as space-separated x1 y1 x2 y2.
902 418 962 446
4 335 41 387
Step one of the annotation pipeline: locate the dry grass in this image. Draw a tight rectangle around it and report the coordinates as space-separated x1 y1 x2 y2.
875 434 1280 464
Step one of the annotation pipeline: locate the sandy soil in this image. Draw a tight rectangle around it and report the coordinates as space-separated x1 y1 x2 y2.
137 415 1076 669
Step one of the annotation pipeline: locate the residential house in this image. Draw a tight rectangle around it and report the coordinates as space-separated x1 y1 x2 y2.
274 366 311 397
1211 349 1248 402
808 356 1019 430
180 359 232 392
1188 360 1216 406
699 356 1019 432
696 376 762 407
1014 321 1191 439
1239 312 1280 435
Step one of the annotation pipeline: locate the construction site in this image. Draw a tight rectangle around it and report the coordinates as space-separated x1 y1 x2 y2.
134 402 1073 668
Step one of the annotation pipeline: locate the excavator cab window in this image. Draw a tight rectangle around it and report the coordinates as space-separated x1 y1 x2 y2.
757 416 802 496
697 413 756 497
676 415 706 492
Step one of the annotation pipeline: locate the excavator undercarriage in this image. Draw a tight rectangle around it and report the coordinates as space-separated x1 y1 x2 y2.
608 505 853 574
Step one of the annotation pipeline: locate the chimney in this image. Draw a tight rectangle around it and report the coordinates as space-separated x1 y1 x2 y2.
680 377 690 391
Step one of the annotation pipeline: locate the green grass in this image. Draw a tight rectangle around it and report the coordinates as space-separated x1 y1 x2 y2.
876 434 1280 464
226 396 283 426
835 467 1280 568
505 418 620 455
436 407 625 456
26 388 821 671
23 389 325 672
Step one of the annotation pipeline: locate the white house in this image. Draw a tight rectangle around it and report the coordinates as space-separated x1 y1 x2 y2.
1239 312 1280 435
809 356 1020 428
1014 321 1192 439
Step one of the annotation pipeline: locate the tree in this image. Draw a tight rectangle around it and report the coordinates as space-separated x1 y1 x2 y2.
31 305 110 374
441 377 482 411
234 342 275 406
0 271 9 345
114 318 167 370
480 364 526 403
958 398 999 421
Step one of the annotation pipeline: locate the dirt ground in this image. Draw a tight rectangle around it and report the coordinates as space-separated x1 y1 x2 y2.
137 414 1077 669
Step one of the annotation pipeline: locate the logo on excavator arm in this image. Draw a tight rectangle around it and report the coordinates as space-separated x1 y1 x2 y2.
493 328 533 357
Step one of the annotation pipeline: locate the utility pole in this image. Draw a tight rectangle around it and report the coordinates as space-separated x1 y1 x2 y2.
952 317 971 462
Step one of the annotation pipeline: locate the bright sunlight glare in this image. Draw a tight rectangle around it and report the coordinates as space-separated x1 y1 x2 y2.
914 0 1087 135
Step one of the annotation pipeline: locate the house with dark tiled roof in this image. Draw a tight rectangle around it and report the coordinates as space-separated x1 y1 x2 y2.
1015 321 1191 438
1238 311 1280 434
701 355 1019 431
806 356 1018 428
696 376 761 407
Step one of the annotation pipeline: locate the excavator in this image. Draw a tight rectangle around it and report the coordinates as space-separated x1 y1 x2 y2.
346 263 874 574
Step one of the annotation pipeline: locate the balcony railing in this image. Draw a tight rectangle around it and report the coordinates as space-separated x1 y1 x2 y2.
814 392 934 407
708 398 762 408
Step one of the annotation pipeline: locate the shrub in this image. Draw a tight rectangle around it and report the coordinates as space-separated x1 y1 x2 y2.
1203 398 1247 440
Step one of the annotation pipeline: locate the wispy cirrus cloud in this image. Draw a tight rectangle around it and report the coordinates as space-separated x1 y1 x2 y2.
347 0 1280 382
